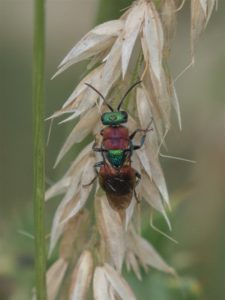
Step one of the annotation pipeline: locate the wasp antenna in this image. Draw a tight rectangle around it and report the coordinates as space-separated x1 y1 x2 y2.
85 83 114 112
117 80 142 111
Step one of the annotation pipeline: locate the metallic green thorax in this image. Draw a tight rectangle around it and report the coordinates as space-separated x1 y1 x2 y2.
107 149 126 168
101 111 128 126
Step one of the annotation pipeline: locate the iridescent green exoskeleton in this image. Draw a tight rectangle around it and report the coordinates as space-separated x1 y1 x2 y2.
101 111 128 126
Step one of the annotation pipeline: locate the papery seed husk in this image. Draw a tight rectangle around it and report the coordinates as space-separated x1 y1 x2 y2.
191 0 216 59
54 20 124 77
141 32 171 134
61 65 104 110
160 0 177 56
171 79 182 130
148 67 171 132
109 286 117 300
144 141 169 205
47 182 92 249
87 50 109 70
69 250 93 300
47 258 68 300
60 157 96 225
101 36 122 97
142 71 165 140
136 87 159 150
92 20 124 36
125 197 137 230
103 263 137 300
60 210 89 260
96 196 125 272
127 113 138 133
57 87 99 124
53 157 88 207
136 147 152 179
128 228 175 275
126 250 142 280
55 140 92 170
142 1 164 81
45 176 71 201
205 0 217 24
55 107 99 164
93 267 110 300
199 0 216 24
158 69 172 129
48 194 80 256
47 153 89 200
121 2 145 77
142 172 171 229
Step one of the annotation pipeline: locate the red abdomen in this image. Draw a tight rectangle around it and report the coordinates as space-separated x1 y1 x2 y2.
99 163 136 210
102 126 129 149
99 164 136 195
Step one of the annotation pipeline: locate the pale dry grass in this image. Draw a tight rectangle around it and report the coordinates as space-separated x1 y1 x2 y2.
45 1 216 299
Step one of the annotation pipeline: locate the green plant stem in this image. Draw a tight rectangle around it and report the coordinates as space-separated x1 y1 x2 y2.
32 0 47 299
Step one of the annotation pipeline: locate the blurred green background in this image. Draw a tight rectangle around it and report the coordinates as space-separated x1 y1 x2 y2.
1 0 225 299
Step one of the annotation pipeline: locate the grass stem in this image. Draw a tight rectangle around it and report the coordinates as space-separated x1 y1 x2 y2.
32 0 47 299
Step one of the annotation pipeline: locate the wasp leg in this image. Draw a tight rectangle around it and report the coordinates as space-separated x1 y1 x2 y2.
130 128 148 140
92 141 107 153
132 128 154 150
133 134 147 150
83 161 104 187
93 146 107 152
130 119 153 150
92 142 108 165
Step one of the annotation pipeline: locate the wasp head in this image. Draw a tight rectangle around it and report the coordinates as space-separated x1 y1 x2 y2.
85 81 141 126
101 111 128 126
